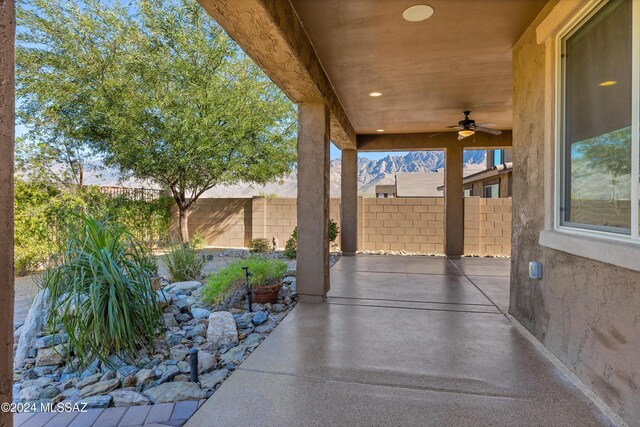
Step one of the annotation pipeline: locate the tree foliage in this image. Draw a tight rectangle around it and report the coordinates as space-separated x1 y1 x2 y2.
14 179 171 276
17 0 297 242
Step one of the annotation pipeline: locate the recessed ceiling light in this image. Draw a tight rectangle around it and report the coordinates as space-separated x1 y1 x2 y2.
599 80 617 87
369 92 382 97
376 129 385 132
403 4 434 22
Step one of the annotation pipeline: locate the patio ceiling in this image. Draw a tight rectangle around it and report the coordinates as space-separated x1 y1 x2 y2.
198 0 547 148
291 0 548 134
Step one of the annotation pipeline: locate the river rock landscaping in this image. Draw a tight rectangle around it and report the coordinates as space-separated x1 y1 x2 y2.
12 250 339 410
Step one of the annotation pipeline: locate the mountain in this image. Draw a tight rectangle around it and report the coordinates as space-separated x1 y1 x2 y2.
81 150 488 197
200 150 487 197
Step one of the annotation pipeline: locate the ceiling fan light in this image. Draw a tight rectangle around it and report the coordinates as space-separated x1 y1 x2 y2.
458 129 475 138
403 5 435 22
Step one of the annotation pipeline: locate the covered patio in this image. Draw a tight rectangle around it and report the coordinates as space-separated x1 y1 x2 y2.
2 0 639 424
194 0 523 302
186 256 608 426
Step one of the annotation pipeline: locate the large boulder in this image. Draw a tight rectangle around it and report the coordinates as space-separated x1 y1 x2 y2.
206 312 238 348
110 390 151 407
143 382 206 404
14 288 52 369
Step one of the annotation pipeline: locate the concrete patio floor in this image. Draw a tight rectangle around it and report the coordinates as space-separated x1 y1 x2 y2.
186 255 610 426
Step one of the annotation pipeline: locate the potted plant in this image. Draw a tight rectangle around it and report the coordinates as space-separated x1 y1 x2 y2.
251 280 283 304
203 256 288 305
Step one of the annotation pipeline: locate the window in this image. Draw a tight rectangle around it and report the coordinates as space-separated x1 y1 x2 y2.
559 0 639 238
484 183 499 198
463 188 473 197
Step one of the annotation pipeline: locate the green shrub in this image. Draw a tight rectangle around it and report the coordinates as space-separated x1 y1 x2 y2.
41 214 161 368
283 219 339 259
165 242 205 282
14 181 63 275
328 219 340 243
190 230 207 250
248 237 271 253
14 179 171 275
283 227 298 259
202 255 287 303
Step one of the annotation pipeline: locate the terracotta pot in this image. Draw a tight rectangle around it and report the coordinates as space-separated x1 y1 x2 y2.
251 283 283 305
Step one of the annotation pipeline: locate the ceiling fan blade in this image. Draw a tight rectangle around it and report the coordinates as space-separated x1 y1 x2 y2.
474 122 496 127
474 126 502 135
446 125 461 129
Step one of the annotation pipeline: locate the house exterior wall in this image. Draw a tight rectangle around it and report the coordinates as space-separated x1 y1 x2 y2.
172 196 510 256
467 173 512 198
511 1 640 423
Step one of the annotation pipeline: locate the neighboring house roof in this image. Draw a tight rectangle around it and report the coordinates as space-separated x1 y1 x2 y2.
395 172 444 197
375 184 396 194
437 162 512 191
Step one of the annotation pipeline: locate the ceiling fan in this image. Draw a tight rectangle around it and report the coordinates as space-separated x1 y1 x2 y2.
447 111 502 140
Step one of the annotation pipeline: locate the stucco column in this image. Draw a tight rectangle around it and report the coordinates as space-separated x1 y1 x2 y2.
297 102 330 302
340 149 358 255
444 144 463 258
0 1 15 425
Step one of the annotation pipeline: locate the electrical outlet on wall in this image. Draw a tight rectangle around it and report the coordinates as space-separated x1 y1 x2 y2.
528 261 542 280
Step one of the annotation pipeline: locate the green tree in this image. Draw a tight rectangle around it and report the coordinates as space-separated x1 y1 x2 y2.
17 0 297 242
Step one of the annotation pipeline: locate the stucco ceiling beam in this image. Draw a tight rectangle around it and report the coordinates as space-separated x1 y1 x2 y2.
357 131 513 152
197 0 356 150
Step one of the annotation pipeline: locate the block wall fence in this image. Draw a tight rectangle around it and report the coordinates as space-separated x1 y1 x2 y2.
170 196 512 257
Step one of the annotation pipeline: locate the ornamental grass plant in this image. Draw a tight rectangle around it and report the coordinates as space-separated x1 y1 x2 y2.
164 241 205 282
41 214 161 368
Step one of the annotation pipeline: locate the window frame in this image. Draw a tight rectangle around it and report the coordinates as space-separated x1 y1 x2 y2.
483 180 500 199
554 0 640 243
